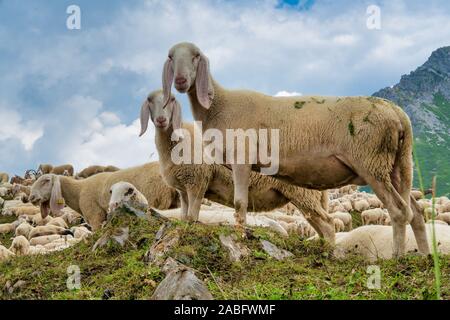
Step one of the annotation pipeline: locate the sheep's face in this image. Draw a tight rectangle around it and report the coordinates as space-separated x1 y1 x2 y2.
29 174 54 216
167 43 202 93
108 182 136 213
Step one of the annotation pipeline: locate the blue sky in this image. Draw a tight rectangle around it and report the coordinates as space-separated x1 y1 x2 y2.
1 0 450 176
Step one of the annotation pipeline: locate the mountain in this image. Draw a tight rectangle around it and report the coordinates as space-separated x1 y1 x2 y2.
373 46 450 195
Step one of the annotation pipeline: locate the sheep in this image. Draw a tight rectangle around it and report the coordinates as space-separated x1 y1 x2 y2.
411 190 423 200
352 199 370 212
9 175 34 186
28 245 47 255
361 208 387 225
12 184 31 197
76 165 107 179
31 213 53 226
29 234 71 246
140 90 335 242
0 221 20 234
427 219 448 225
38 164 53 174
331 211 353 231
0 245 15 261
105 165 120 172
367 196 383 209
50 164 74 176
440 201 450 213
15 222 34 238
334 224 450 262
436 212 450 224
9 236 30 256
4 205 40 217
108 181 149 218
60 208 83 225
0 172 9 184
161 42 428 256
29 163 179 230
340 199 353 212
71 226 92 240
333 218 345 232
28 225 72 239
46 217 69 229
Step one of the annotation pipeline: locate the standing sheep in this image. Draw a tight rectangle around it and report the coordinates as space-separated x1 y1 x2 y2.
9 236 30 256
331 211 353 231
140 90 335 241
161 42 428 256
51 164 74 176
361 208 387 225
29 163 179 230
38 164 53 174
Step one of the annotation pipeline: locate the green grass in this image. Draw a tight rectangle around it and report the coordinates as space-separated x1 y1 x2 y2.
1 214 449 300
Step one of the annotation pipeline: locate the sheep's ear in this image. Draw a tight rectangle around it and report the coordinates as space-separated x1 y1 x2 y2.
50 175 65 216
171 98 182 133
196 54 213 109
139 100 150 137
162 58 174 108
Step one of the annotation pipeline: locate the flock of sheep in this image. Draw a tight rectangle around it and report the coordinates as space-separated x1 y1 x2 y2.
1 42 449 266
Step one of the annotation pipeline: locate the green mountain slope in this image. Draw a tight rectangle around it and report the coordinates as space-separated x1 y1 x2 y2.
373 47 450 195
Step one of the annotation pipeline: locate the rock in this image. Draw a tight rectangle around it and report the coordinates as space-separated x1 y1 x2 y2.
144 230 180 266
92 227 130 251
151 258 213 300
260 240 293 261
219 234 250 262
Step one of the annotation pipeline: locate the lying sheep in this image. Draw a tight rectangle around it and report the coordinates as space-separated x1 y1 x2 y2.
47 217 68 229
76 165 107 179
9 236 30 256
161 42 428 256
15 222 34 238
61 208 83 225
71 226 92 240
0 221 20 234
4 205 40 217
29 163 179 230
361 208 387 225
108 181 149 218
331 211 353 231
28 225 72 239
427 219 448 225
0 245 15 261
0 172 9 184
411 190 423 200
29 234 71 246
436 212 450 224
140 90 335 242
38 164 53 175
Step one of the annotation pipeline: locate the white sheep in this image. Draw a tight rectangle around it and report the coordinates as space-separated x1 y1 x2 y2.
60 208 83 225
71 226 92 240
0 221 20 234
9 236 30 256
361 208 387 225
426 219 448 225
108 181 149 218
331 211 353 231
15 222 34 238
352 199 370 212
161 42 429 256
28 225 72 239
29 234 71 246
0 245 15 261
140 90 335 242
436 212 450 224
46 217 68 229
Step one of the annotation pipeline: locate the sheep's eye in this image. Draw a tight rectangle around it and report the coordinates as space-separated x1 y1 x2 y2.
109 190 112 194
168 55 173 60
125 188 134 196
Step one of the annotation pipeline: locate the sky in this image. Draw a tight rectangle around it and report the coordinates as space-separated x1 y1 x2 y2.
1 0 450 176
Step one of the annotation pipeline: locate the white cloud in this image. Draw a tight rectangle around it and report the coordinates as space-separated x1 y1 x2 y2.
0 105 44 151
274 91 302 97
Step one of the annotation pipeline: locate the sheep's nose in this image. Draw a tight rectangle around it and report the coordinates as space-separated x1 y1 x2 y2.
175 76 187 85
156 117 167 125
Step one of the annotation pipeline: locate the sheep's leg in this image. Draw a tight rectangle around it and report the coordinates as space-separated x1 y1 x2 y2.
186 189 203 222
409 196 430 254
365 178 409 257
231 164 251 226
178 190 189 221
304 211 335 245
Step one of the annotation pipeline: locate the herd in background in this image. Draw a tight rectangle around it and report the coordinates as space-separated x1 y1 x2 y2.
2 41 450 263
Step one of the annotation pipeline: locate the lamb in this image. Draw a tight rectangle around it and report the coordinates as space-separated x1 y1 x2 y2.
162 42 428 256
333 218 345 232
361 208 387 225
0 172 9 183
9 236 30 256
331 211 353 231
50 164 74 176
29 163 179 230
108 181 149 218
140 90 335 242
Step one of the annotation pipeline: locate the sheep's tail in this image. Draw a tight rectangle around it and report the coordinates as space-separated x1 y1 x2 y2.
391 104 414 203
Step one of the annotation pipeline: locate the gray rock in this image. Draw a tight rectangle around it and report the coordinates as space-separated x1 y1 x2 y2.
260 240 293 261
219 234 250 262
